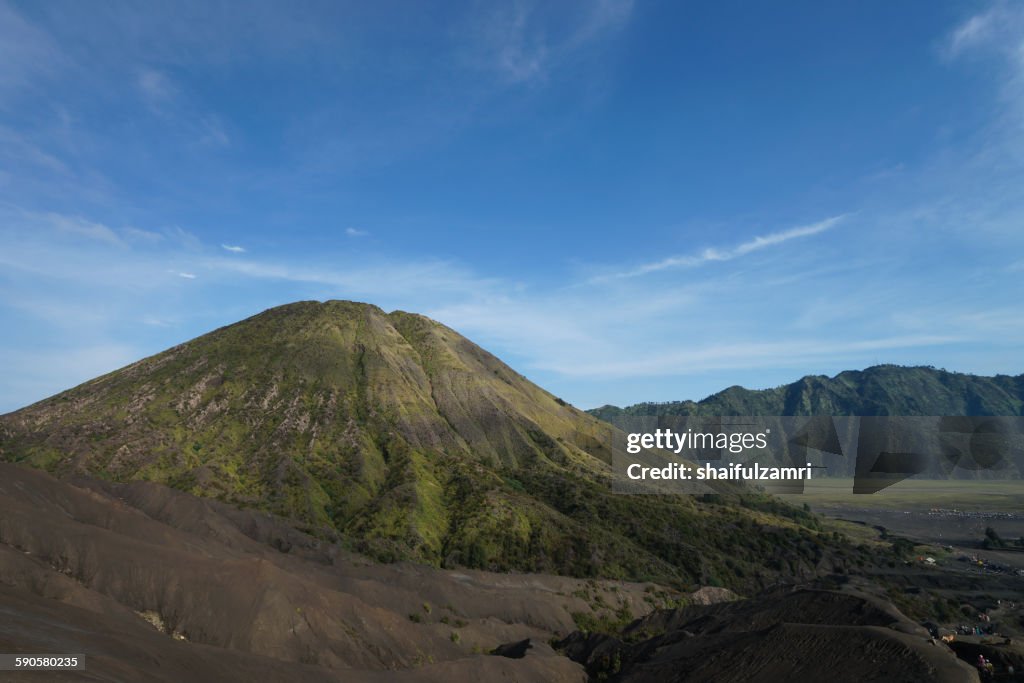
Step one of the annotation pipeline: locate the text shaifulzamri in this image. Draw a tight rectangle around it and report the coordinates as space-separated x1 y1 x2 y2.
626 462 815 481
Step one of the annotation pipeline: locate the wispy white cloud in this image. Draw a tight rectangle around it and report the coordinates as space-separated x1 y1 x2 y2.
37 2 337 70
477 0 634 84
490 4 547 84
167 226 202 251
134 66 229 147
137 67 178 108
221 244 246 253
944 4 1024 109
345 227 368 237
197 115 229 148
205 255 494 299
2 209 198 253
529 334 965 379
177 271 196 279
946 10 1000 58
44 212 123 245
0 125 72 175
0 1 65 101
571 0 635 47
593 215 845 282
123 226 164 243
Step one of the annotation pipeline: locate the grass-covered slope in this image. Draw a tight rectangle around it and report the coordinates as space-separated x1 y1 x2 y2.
0 301 866 589
590 365 1024 421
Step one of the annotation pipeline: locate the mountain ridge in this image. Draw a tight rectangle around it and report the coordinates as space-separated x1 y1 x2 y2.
589 365 1024 420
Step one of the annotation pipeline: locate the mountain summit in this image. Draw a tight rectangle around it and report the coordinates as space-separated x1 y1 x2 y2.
0 301 851 588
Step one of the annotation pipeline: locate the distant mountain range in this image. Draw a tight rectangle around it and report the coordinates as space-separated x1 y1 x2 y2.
589 365 1024 420
0 301 863 590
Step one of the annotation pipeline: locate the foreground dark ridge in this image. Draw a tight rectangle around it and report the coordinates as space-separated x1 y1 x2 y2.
557 588 979 683
0 463 980 683
0 300 862 590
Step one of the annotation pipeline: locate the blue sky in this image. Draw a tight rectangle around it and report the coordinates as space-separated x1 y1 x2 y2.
1 0 1022 412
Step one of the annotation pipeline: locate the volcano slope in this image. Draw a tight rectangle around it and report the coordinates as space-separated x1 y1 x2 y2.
0 300 865 590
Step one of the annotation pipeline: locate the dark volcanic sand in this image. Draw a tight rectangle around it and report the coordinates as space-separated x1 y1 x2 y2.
0 463 985 682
